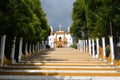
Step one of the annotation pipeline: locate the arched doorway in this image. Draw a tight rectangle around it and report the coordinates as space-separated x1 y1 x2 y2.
58 37 62 48
59 37 62 41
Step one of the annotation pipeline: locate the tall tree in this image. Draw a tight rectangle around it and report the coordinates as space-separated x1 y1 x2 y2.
0 0 50 60
71 0 120 40
71 0 86 39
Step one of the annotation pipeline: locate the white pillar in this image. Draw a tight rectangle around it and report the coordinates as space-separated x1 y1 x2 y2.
96 38 99 58
89 39 91 55
102 37 107 62
92 39 95 58
85 40 88 53
11 37 16 64
18 38 23 62
25 43 28 55
0 35 6 66
82 40 85 52
109 36 115 65
79 40 83 52
52 42 54 48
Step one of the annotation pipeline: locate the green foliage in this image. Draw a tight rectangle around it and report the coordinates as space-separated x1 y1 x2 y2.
0 0 50 60
0 0 50 43
70 44 77 49
71 0 86 39
71 0 120 39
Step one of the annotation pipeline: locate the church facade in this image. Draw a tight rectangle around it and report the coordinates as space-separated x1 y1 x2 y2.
48 26 73 48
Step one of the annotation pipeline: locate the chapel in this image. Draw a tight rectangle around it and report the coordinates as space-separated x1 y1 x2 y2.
48 25 73 48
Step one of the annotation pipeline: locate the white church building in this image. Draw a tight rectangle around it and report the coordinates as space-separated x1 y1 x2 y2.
48 25 73 48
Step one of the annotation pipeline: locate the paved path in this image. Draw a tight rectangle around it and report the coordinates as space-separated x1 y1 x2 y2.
23 48 102 62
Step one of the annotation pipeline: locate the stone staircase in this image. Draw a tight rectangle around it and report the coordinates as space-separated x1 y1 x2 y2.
0 48 120 80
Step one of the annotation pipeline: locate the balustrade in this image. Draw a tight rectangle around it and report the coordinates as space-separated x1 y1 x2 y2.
0 35 46 66
77 36 116 65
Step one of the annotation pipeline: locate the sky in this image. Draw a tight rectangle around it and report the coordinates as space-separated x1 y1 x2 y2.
41 0 75 32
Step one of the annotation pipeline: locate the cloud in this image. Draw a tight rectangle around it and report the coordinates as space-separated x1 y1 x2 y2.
41 0 75 32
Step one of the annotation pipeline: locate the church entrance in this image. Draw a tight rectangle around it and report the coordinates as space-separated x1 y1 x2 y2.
59 37 62 41
58 37 62 48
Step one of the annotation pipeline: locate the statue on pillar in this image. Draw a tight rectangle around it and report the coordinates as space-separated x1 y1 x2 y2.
59 25 62 31
68 26 70 32
50 26 53 32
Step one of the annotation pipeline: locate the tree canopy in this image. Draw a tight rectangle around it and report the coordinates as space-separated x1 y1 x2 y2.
0 0 51 60
0 0 50 43
71 0 120 40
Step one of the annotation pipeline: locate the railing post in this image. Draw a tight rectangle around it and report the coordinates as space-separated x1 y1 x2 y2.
85 40 88 53
77 42 79 50
89 39 91 55
0 35 6 66
18 38 23 62
11 37 16 64
78 40 80 50
83 40 85 52
92 39 95 58
79 40 83 52
96 38 99 58
78 40 80 52
109 36 115 65
102 37 107 62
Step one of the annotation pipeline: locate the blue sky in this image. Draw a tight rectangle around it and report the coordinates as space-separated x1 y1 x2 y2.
41 0 75 32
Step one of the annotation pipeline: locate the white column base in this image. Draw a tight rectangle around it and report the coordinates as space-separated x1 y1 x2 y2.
99 58 102 60
95 55 99 58
111 61 114 65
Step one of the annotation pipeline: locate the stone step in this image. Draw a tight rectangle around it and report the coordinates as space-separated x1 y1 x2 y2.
21 60 104 63
2 65 120 70
0 75 120 80
4 65 118 68
0 69 120 76
23 58 102 62
11 62 110 66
